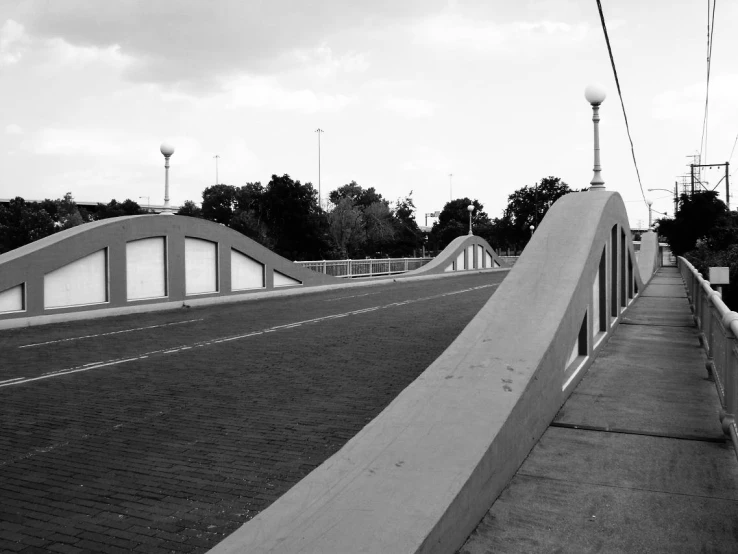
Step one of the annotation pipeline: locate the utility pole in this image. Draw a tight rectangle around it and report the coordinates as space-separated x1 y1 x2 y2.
213 155 220 185
691 162 730 208
315 129 324 208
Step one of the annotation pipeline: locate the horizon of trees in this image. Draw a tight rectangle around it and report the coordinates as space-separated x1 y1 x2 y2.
1 175 585 260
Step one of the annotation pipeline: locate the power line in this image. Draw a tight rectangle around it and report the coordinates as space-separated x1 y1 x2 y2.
595 0 647 206
699 0 717 163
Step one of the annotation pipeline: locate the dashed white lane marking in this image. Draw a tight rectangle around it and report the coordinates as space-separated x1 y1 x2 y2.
323 290 384 302
1 283 498 388
18 319 205 349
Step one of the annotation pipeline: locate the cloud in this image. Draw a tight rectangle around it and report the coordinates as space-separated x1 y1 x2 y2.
5 123 23 134
411 13 589 52
290 44 370 78
0 19 29 65
162 75 356 114
15 0 443 89
383 97 435 118
20 128 148 157
652 75 738 121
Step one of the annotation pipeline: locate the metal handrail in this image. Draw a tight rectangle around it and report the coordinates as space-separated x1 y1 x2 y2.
295 257 433 279
678 256 738 458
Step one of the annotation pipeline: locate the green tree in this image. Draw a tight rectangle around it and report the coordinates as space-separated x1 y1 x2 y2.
327 197 366 258
430 198 490 249
95 199 147 219
177 200 203 218
0 197 56 254
389 193 423 256
657 191 732 256
201 184 237 225
329 182 387 210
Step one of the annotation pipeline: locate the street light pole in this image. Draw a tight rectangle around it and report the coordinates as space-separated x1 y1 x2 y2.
585 84 607 191
315 129 324 208
213 154 220 185
646 199 653 227
467 204 474 235
160 142 175 214
647 188 678 217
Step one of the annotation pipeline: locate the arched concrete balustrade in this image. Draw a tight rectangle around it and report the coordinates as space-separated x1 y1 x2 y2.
0 216 508 329
208 190 659 554
404 234 506 276
0 215 341 327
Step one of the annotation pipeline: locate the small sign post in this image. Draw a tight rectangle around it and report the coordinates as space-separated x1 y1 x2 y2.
709 267 730 296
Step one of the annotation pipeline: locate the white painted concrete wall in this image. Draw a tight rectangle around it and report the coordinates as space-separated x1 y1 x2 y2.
127 237 167 301
456 252 464 270
467 246 473 269
477 245 483 268
231 249 264 290
185 238 218 295
44 249 107 309
273 271 301 287
0 284 23 313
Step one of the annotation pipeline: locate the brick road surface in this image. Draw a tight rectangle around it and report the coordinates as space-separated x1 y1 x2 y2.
0 272 505 553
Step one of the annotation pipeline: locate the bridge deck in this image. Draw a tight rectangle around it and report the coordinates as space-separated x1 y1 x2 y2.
460 266 738 553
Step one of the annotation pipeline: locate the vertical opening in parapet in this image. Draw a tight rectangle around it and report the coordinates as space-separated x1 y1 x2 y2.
620 229 627 308
610 225 618 322
593 246 607 348
563 310 589 391
127 237 168 301
628 251 634 299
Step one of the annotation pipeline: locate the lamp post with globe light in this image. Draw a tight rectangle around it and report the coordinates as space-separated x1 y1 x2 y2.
646 199 653 228
467 204 474 235
160 142 175 214
584 84 607 190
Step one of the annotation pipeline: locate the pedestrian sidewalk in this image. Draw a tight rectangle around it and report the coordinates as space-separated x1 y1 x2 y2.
460 266 738 553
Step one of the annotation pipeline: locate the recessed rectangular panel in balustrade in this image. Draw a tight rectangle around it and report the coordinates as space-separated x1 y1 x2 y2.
0 283 24 314
127 237 167 301
273 270 301 287
185 237 218 295
231 249 265 291
477 245 483 268
456 251 465 270
44 249 108 309
467 246 473 269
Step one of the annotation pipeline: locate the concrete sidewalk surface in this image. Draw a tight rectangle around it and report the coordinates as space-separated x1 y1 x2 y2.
459 266 738 553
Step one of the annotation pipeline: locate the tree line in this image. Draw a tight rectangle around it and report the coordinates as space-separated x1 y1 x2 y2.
0 174 580 260
657 190 737 310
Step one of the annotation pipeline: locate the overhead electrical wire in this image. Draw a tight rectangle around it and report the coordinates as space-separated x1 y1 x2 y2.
699 0 717 163
595 0 647 207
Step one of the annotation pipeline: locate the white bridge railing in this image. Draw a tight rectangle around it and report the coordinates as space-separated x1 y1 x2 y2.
296 257 432 278
679 256 738 457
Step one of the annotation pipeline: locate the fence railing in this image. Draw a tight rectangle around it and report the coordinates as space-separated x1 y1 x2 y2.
295 257 433 278
678 256 738 457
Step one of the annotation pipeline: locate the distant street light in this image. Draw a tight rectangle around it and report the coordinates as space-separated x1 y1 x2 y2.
160 142 175 214
213 154 220 185
646 199 653 227
467 204 474 235
315 129 324 208
139 196 150 208
585 84 607 191
530 224 535 236
648 185 678 217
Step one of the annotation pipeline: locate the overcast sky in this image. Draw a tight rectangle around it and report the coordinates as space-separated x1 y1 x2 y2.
1 0 736 229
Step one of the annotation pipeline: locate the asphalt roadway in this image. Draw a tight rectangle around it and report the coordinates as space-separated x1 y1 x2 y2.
0 271 506 554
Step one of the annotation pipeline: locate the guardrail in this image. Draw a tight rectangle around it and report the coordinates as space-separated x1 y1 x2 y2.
296 257 432 278
678 256 738 457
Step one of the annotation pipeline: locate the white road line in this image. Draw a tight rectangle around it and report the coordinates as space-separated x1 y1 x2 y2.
1 283 499 389
18 319 205 349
